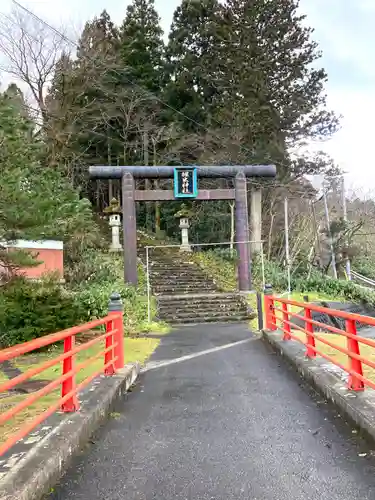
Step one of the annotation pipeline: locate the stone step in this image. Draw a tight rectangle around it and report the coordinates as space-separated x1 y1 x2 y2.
151 278 211 284
156 292 242 299
156 295 242 303
149 265 200 275
150 272 209 278
158 308 249 319
152 281 216 288
166 314 251 325
158 307 247 317
153 288 218 295
150 263 198 269
152 278 213 284
152 283 218 290
156 296 246 305
156 295 244 305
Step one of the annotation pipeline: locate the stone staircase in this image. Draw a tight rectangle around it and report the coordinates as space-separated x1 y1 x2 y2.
148 250 253 324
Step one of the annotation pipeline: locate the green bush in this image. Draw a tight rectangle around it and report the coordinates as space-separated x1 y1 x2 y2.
352 257 375 280
292 276 375 307
195 247 375 311
0 277 85 347
208 247 238 263
72 252 154 334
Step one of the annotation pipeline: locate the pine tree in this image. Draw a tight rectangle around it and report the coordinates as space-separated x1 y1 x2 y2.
120 0 165 94
3 83 28 118
220 0 339 170
64 10 122 202
45 52 78 170
118 0 166 164
77 10 119 62
165 0 224 132
0 92 93 276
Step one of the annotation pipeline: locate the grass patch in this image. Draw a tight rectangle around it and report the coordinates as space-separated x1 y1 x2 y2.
272 291 343 321
191 251 237 292
0 336 159 447
290 331 375 386
273 290 375 386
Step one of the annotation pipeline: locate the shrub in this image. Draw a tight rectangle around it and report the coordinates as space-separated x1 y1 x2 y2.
194 248 375 311
72 253 153 334
352 257 375 280
0 277 85 347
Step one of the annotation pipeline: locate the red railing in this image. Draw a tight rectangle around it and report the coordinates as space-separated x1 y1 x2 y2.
264 294 375 392
0 300 124 457
264 295 375 391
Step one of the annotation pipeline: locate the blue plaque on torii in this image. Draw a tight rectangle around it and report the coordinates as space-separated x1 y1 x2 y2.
173 167 198 198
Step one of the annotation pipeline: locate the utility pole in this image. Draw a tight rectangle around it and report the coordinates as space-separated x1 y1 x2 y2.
284 197 291 294
310 200 322 259
341 175 351 280
322 181 338 279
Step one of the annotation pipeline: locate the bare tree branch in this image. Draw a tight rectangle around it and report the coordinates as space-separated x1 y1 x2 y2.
0 6 69 123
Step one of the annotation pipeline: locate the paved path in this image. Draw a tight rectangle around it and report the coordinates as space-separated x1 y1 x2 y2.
50 324 375 499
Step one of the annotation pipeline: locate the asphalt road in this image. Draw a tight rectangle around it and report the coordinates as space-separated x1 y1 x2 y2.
49 323 375 499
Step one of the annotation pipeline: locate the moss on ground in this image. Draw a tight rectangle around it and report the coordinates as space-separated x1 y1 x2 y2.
191 251 237 292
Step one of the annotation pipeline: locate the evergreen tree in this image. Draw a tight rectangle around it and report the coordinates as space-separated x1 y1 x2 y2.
56 10 122 202
120 0 165 94
119 0 167 229
45 52 78 170
165 0 224 132
118 0 166 166
77 10 119 61
0 92 93 275
220 0 339 171
3 83 28 118
74 9 121 162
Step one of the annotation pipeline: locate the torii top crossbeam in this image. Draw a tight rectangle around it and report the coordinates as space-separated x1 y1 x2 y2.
89 165 276 179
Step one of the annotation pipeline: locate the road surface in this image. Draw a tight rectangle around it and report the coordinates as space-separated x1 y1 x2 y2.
49 323 375 499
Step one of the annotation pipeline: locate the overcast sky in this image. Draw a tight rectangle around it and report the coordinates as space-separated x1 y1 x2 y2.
1 0 374 195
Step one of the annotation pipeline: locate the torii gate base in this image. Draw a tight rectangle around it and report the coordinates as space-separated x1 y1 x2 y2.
89 165 276 292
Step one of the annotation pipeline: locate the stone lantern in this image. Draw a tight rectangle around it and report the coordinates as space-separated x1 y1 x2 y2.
174 204 193 253
104 198 123 253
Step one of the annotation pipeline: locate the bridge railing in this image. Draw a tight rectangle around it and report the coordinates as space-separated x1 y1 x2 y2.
264 294 375 392
0 293 124 457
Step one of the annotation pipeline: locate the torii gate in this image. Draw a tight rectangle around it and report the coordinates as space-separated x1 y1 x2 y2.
89 165 276 291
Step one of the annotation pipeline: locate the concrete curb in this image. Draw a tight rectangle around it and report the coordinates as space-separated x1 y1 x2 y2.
263 330 375 443
0 362 140 500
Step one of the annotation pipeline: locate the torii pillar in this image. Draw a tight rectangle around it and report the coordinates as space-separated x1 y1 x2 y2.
235 171 251 291
122 172 138 285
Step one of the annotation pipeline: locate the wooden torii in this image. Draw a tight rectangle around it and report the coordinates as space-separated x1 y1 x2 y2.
89 165 276 291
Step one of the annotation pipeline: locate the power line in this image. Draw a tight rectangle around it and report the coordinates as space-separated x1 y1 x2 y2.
7 0 334 201
12 0 235 139
11 0 329 186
